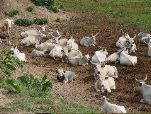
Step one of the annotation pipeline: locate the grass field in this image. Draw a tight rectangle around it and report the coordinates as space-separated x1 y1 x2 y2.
56 0 151 30
0 92 97 113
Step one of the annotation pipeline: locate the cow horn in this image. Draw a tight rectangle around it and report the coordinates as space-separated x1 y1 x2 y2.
144 74 148 81
121 29 125 35
135 78 139 82
133 34 137 39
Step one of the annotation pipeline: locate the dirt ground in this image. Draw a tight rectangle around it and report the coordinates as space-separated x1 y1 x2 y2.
1 0 151 113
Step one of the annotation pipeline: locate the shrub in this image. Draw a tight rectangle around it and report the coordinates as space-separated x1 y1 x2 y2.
5 9 19 17
15 18 32 26
48 6 59 13
26 6 34 12
31 0 54 7
1 75 52 97
0 50 23 76
18 74 52 97
34 18 48 25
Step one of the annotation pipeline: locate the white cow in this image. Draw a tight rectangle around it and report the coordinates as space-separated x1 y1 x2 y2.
35 41 55 52
94 64 118 80
101 96 127 113
107 49 122 63
116 32 136 49
95 77 116 93
49 45 64 59
66 36 79 51
65 49 83 59
31 49 48 57
135 75 151 104
20 25 46 38
10 46 27 62
120 48 137 66
91 48 108 65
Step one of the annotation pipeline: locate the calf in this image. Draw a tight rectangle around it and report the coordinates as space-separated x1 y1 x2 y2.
57 68 76 83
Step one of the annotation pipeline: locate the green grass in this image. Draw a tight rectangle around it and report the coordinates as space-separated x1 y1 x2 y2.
55 0 151 30
8 93 98 113
5 9 19 17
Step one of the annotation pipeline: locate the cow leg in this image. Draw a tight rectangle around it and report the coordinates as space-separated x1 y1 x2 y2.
140 99 145 103
64 78 68 84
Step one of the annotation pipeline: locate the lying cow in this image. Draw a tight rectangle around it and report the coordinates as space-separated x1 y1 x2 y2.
116 30 136 49
57 68 76 83
94 64 118 80
137 32 151 44
120 48 137 66
95 77 116 93
101 96 127 113
68 54 90 66
91 48 108 65
80 33 98 47
135 75 151 104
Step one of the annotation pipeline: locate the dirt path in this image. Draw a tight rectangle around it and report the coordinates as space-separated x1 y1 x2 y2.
0 0 151 113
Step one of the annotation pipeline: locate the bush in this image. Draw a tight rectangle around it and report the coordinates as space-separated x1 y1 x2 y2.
31 0 54 7
34 18 48 25
5 9 19 17
15 18 32 26
1 75 52 97
48 6 59 13
0 50 23 76
26 6 34 12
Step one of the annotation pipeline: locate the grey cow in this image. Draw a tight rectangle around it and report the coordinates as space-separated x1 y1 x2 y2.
80 33 98 47
57 68 76 83
137 32 151 44
68 54 90 66
135 75 151 104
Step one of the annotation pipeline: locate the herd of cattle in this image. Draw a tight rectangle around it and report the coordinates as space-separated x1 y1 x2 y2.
1 18 151 113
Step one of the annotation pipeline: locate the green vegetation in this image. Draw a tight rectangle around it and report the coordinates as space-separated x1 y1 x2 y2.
5 9 19 17
9 93 97 113
0 50 23 76
26 6 34 12
56 0 151 30
15 18 32 26
31 0 54 7
34 18 48 25
31 0 59 13
0 50 97 113
0 75 52 97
